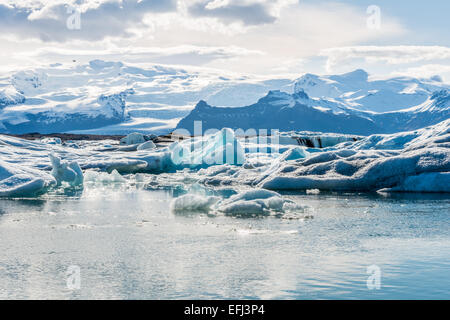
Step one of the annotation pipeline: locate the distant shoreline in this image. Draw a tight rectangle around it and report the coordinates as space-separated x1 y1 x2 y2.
3 133 184 145
4 133 126 141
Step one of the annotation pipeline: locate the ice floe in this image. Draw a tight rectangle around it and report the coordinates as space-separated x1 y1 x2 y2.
120 132 147 146
0 119 449 197
379 172 450 193
49 154 83 187
171 194 221 214
0 159 55 197
260 119 450 192
170 189 305 217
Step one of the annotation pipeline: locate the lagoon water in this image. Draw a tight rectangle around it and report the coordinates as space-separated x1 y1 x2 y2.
0 186 449 300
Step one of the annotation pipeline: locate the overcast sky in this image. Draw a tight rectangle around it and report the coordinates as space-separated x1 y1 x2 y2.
1 0 449 80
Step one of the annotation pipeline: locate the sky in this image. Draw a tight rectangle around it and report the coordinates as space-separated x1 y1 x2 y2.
1 0 449 80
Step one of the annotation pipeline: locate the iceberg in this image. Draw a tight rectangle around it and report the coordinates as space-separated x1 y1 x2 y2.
137 141 156 151
41 137 62 145
170 189 304 217
120 132 147 146
379 172 450 193
260 119 450 193
49 154 83 187
216 189 285 216
0 117 448 197
171 128 245 168
0 159 55 197
84 169 126 184
171 194 221 213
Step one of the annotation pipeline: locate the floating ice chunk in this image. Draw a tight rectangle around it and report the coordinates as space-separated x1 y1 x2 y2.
219 200 276 216
379 172 450 193
251 147 310 186
41 137 62 145
0 160 55 197
0 174 46 197
49 154 83 186
223 189 281 202
120 132 146 146
260 148 450 192
132 152 174 172
306 189 321 195
84 169 126 184
137 140 156 151
171 194 220 213
66 142 80 149
282 147 309 161
171 128 245 168
349 119 450 151
217 189 287 216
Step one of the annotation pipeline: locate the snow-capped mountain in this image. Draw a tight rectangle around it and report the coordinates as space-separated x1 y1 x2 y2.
177 70 449 135
0 60 293 135
0 86 25 108
294 69 445 113
176 91 380 135
0 62 448 136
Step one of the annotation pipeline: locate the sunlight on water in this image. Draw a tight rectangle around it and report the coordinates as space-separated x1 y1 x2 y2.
0 188 449 300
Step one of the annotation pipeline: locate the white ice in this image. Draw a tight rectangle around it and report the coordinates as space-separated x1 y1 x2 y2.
0 118 449 197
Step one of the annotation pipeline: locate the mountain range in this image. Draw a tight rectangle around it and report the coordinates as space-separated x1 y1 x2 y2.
0 60 448 135
177 70 449 135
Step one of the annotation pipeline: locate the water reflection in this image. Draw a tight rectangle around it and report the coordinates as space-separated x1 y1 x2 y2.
0 188 449 299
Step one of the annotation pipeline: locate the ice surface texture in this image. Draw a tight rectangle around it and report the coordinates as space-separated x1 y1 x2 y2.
0 119 449 197
170 189 303 217
259 119 450 192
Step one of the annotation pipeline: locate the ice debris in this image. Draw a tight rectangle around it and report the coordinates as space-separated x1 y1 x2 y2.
49 154 83 186
171 189 304 217
137 140 156 151
171 194 221 213
0 159 55 197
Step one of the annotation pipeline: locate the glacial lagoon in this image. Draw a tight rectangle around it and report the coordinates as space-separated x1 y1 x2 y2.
1 186 449 300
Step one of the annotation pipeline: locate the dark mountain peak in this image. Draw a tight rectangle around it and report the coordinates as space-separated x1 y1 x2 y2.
195 100 212 109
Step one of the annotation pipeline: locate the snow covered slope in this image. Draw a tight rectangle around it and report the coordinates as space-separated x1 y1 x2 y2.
294 69 447 113
0 60 293 135
176 91 381 135
177 82 450 135
1 62 448 136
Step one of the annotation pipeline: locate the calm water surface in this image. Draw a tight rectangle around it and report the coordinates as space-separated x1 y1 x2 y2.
0 187 449 299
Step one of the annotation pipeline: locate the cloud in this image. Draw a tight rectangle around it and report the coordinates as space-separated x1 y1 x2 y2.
321 46 450 71
186 0 297 26
0 1 411 76
391 64 450 82
18 44 265 66
0 0 177 42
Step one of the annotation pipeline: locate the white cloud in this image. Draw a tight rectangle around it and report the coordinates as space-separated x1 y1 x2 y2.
0 1 410 75
17 44 265 67
391 64 450 82
0 0 177 42
321 46 450 72
187 0 297 25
